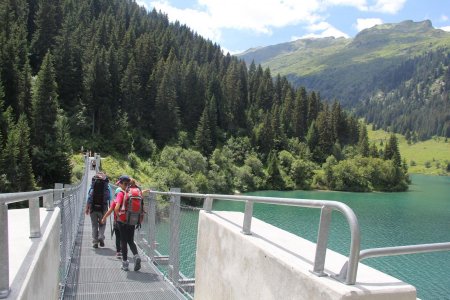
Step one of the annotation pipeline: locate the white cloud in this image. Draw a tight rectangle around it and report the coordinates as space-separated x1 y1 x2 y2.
323 0 369 11
441 15 449 22
146 0 404 47
292 22 349 39
321 0 406 13
150 1 221 41
149 0 331 44
355 18 383 31
440 26 450 32
136 1 149 10
368 0 406 14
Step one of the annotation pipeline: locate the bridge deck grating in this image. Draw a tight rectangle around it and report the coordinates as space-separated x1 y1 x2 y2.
62 214 183 300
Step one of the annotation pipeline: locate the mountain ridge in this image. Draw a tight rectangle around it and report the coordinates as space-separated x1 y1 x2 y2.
237 19 450 138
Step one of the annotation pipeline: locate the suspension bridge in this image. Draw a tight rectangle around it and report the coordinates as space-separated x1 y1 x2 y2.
1 154 450 299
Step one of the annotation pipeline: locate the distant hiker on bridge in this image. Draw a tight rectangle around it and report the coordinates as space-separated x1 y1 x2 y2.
113 175 144 271
85 172 111 248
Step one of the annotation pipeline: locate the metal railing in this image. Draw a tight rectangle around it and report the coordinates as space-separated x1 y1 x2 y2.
57 156 90 293
147 191 361 286
145 189 450 288
0 155 90 299
3 150 450 298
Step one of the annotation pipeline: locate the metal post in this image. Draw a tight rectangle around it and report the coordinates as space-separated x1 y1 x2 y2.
203 196 213 212
169 188 180 287
29 197 41 238
148 192 157 260
242 200 253 235
54 183 63 204
0 203 10 298
312 206 332 276
44 193 54 211
94 153 99 172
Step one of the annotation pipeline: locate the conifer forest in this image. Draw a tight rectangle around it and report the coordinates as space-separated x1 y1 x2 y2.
0 0 409 193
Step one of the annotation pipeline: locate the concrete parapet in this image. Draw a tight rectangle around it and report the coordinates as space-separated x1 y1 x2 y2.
195 211 416 300
8 208 61 300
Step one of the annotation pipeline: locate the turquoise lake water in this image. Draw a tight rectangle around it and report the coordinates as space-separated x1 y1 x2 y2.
154 174 450 299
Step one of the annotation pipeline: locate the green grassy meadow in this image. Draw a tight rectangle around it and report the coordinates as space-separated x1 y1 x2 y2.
368 127 450 175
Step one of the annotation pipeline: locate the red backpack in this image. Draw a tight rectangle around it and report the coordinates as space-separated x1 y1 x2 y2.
119 186 144 225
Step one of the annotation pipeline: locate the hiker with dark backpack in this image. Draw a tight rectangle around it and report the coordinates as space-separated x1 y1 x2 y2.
113 175 143 271
85 172 111 248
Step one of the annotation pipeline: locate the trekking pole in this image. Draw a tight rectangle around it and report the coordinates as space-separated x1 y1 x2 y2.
108 197 113 239
110 214 114 238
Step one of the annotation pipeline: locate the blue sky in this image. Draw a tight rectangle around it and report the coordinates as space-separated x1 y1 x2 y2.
137 0 450 54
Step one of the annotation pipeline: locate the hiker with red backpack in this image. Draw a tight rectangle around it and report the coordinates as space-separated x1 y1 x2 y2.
85 172 112 248
113 175 144 271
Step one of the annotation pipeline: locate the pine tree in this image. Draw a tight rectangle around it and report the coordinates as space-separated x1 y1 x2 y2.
0 0 29 113
54 18 83 116
315 106 333 162
293 87 308 139
306 120 320 162
15 115 35 191
17 58 33 123
256 68 274 110
52 111 72 184
207 95 218 148
31 51 71 187
369 143 379 158
194 107 213 156
84 47 113 136
357 122 370 157
307 91 320 126
1 114 19 192
257 112 274 156
31 51 58 147
30 0 62 71
153 59 180 146
121 57 142 128
266 151 284 190
384 134 401 167
281 87 295 137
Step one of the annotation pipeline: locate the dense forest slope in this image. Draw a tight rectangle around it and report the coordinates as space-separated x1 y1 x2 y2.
238 20 450 139
1 0 411 193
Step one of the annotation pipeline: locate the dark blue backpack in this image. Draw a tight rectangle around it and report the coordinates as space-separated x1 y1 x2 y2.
91 172 109 212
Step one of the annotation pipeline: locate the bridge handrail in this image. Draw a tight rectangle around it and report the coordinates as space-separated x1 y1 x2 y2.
0 155 90 299
150 190 361 285
150 190 450 286
0 186 80 205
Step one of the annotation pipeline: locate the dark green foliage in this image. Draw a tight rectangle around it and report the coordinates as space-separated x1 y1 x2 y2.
266 151 284 190
358 123 369 157
361 49 450 139
0 0 409 193
30 0 62 72
31 51 71 188
194 107 213 156
1 114 35 193
238 21 450 140
317 156 409 192
384 134 402 167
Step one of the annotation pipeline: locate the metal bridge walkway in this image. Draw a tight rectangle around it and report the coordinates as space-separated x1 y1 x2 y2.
62 157 183 300
62 214 183 299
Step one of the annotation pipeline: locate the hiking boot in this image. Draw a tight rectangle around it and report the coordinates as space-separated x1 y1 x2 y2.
121 260 129 271
134 254 141 271
116 252 122 259
99 240 105 247
93 243 98 249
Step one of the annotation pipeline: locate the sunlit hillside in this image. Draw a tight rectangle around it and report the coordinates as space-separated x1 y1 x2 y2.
367 126 450 175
